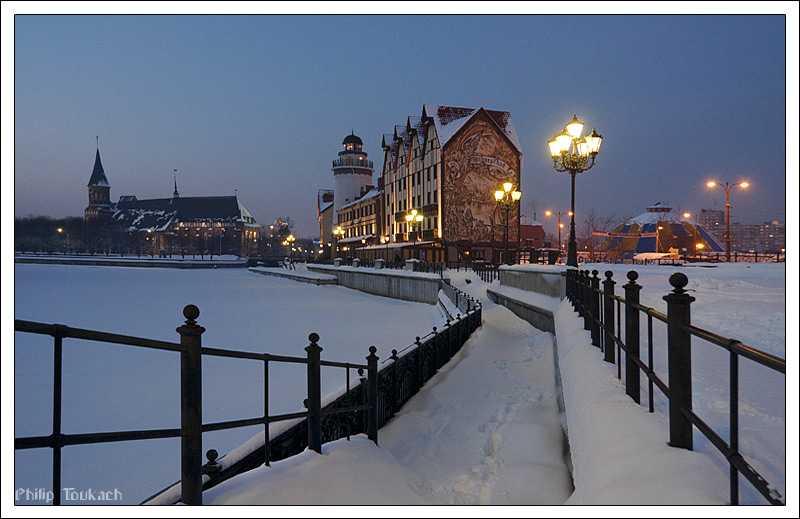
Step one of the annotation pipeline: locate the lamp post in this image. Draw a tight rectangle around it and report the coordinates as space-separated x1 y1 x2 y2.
656 226 664 253
683 212 699 258
548 115 603 267
405 209 423 260
494 182 522 265
545 210 572 263
707 180 749 262
57 227 70 254
287 234 296 263
332 226 344 259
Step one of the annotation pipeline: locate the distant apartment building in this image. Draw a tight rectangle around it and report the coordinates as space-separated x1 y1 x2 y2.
698 209 725 242
731 221 786 253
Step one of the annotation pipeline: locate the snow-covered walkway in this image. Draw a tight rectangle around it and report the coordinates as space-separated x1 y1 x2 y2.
204 286 573 505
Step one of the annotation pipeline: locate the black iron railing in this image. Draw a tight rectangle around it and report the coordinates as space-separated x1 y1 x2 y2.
440 280 480 315
565 268 785 505
14 306 379 505
16 300 483 506
473 262 500 283
146 298 482 503
332 157 374 169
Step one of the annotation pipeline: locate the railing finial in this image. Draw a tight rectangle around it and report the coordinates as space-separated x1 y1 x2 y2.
669 272 689 294
183 304 200 325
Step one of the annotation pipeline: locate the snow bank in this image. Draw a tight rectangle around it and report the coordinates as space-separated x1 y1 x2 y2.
553 299 729 505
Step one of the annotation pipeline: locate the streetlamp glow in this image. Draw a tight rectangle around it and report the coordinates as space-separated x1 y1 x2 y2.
545 210 570 261
566 115 584 139
683 212 699 258
495 183 522 265
706 180 751 262
405 209 424 259
547 115 603 266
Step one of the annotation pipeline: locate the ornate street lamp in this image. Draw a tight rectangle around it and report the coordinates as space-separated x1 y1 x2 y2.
707 180 749 262
548 115 603 267
545 210 572 262
405 209 424 259
494 182 522 265
332 226 344 258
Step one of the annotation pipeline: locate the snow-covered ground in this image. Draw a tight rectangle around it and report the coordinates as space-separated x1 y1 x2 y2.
11 264 448 505
8 262 793 510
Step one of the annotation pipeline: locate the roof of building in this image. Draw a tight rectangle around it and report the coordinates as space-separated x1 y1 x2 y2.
318 189 335 215
343 132 363 145
338 187 381 211
422 104 522 152
112 196 256 232
407 115 426 149
601 203 725 254
88 149 110 187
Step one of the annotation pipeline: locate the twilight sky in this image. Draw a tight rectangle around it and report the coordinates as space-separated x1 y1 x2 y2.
8 9 797 239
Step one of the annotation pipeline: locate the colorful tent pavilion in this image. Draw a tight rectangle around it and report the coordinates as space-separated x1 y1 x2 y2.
598 203 724 259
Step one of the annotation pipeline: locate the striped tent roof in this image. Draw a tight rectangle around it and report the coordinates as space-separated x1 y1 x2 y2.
599 203 724 259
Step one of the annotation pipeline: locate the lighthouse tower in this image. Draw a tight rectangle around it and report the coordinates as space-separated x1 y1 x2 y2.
332 132 374 216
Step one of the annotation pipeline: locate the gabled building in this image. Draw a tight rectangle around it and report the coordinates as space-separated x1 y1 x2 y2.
377 104 522 264
112 195 259 257
317 189 335 258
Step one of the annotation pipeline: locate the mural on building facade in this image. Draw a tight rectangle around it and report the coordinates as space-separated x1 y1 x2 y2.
443 117 520 244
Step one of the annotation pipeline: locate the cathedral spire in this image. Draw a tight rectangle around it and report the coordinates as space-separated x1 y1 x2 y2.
173 169 180 198
88 141 109 187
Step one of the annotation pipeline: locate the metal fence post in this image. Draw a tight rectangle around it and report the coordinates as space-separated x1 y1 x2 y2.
414 336 424 389
583 270 592 331
624 271 642 404
591 270 601 348
305 333 323 454
664 273 695 450
366 346 379 445
52 326 66 505
602 271 616 364
566 269 575 309
390 349 399 414
177 305 205 505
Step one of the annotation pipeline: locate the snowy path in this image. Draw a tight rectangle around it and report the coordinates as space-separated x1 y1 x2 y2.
205 284 573 505
377 303 572 505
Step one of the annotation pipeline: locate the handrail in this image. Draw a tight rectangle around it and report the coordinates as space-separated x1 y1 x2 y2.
15 301 484 506
565 268 785 505
14 319 182 352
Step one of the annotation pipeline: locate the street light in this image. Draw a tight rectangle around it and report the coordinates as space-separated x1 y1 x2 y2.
287 234 296 263
494 183 522 265
545 210 572 261
548 115 603 267
707 180 750 262
683 212 699 258
57 227 69 254
405 209 424 259
332 226 344 258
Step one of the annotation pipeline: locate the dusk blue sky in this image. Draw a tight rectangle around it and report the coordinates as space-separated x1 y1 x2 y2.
9 12 795 239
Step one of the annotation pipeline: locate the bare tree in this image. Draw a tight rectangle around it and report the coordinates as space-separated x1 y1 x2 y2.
578 209 618 260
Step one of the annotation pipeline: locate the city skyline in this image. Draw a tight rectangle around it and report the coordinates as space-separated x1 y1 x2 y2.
7 9 797 240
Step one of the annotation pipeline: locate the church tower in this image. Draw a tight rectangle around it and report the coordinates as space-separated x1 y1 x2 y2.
85 142 114 222
332 132 375 216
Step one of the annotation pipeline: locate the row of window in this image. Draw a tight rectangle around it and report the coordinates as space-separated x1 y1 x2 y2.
339 223 375 239
339 203 375 223
177 221 233 228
